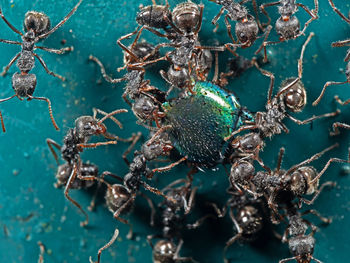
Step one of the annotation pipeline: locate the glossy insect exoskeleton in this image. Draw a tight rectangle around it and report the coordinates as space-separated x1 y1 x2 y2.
160 80 254 167
227 33 339 140
312 0 350 134
46 108 127 226
0 0 83 130
258 0 319 61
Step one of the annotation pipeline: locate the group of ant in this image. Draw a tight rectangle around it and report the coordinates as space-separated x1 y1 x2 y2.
0 0 349 263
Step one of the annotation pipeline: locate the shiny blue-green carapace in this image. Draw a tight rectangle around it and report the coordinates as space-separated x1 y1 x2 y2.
163 81 254 166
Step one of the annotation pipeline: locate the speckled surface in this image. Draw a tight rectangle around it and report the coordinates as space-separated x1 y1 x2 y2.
0 0 349 262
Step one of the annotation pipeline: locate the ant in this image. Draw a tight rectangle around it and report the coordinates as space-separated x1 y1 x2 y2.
258 0 319 62
278 199 332 263
209 188 265 263
0 0 83 130
312 0 350 134
89 32 167 128
46 108 127 227
89 228 119 263
226 32 339 141
148 178 210 263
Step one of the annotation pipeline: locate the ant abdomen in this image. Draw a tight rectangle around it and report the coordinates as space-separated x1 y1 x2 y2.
105 184 133 214
12 72 36 97
279 78 306 112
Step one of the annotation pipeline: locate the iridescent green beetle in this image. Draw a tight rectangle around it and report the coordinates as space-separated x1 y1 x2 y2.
162 81 254 166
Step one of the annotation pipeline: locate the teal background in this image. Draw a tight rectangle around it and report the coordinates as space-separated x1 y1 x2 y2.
0 0 349 262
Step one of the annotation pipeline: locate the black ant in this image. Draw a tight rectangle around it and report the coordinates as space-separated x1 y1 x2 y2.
278 199 332 263
226 32 339 141
209 188 265 263
312 0 350 134
0 0 83 130
46 108 127 226
148 178 210 263
258 0 319 62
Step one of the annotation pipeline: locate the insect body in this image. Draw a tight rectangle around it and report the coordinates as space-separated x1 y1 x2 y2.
162 80 254 166
0 0 83 130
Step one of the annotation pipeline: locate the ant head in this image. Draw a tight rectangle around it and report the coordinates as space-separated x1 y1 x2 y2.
24 11 51 37
12 73 36 98
132 95 157 122
230 160 255 185
275 16 300 40
229 2 248 21
75 116 106 139
291 166 318 195
167 65 190 88
105 184 132 213
153 240 176 262
237 206 263 234
172 2 200 33
235 15 258 46
279 78 306 112
278 0 297 17
288 236 315 262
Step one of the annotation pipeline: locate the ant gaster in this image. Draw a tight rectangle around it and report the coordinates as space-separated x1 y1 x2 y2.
0 0 83 130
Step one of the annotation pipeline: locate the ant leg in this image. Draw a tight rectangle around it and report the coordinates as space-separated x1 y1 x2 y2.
184 186 198 214
255 25 272 54
259 1 280 27
224 124 258 141
187 214 215 229
174 239 198 262
93 228 119 263
93 108 124 129
251 0 264 30
37 241 45 263
89 55 126 83
276 147 285 172
38 0 83 39
302 208 332 224
279 257 297 263
332 38 350 48
207 202 227 218
0 53 20 76
0 38 21 45
0 8 23 35
64 162 89 227
146 125 172 146
298 32 315 79
122 132 142 165
223 209 243 263
301 181 336 207
252 58 275 103
141 181 176 203
310 156 348 184
78 140 117 148
334 95 350 106
28 96 60 130
224 14 236 43
46 139 62 165
331 122 350 136
140 192 156 226
313 80 348 106
117 26 143 63
286 110 339 126
286 144 339 175
36 45 74 54
151 156 187 176
122 91 132 106
212 7 225 32
33 53 65 81
328 0 350 24
296 3 318 36
267 191 283 224
97 108 128 126
113 198 135 239
260 39 283 62
0 111 5 132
